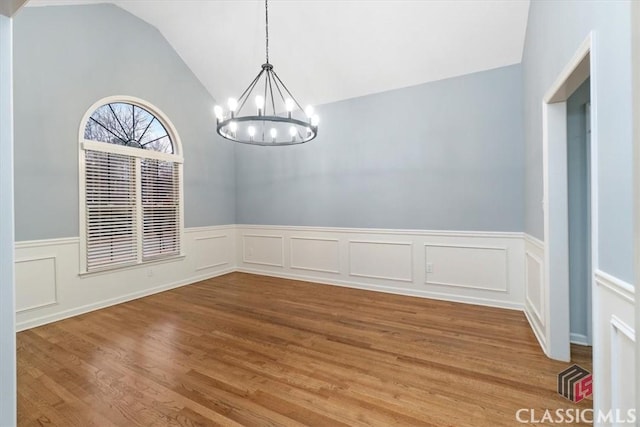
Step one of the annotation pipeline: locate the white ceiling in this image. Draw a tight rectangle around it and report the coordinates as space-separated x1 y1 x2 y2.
27 0 530 107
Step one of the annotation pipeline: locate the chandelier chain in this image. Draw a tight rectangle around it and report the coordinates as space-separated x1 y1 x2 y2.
265 0 269 63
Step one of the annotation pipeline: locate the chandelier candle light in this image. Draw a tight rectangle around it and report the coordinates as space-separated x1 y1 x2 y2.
214 0 319 146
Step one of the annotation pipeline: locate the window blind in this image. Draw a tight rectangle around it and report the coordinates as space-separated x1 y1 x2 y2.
85 150 137 271
141 159 180 260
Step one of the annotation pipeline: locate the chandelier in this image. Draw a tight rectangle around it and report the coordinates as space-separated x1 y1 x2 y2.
214 0 319 146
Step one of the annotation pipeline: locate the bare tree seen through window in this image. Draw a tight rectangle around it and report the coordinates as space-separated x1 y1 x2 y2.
84 102 173 154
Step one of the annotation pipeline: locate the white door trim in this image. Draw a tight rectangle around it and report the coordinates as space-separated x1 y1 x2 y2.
542 32 595 361
631 0 640 415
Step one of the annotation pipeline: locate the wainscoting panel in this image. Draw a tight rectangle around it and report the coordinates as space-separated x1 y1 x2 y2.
349 240 413 282
290 237 340 274
15 255 57 312
236 225 525 310
16 225 527 329
425 244 507 292
194 234 230 271
242 234 284 267
525 252 543 322
15 226 236 331
610 315 635 418
593 270 635 421
524 234 547 353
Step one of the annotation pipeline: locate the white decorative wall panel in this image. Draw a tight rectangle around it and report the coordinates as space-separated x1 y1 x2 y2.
610 316 635 418
15 256 57 312
195 235 229 271
349 240 413 282
236 226 524 310
16 225 527 331
525 251 544 325
591 271 635 423
290 237 339 273
15 226 236 331
425 244 507 292
523 235 547 353
243 234 284 267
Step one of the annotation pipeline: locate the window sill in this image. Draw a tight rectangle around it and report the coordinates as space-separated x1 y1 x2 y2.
79 254 186 278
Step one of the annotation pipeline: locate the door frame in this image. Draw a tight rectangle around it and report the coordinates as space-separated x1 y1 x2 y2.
542 32 596 362
632 0 640 415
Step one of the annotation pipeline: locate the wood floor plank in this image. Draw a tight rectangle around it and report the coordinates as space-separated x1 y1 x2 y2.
18 272 592 426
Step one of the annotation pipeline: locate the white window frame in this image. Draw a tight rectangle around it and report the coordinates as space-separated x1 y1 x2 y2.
78 95 185 274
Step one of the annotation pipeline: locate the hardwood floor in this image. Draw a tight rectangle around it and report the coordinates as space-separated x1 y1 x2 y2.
17 272 592 426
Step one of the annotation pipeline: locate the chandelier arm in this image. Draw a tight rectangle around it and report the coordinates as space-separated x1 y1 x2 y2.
263 69 269 115
270 70 288 110
271 70 305 113
236 68 265 116
266 71 277 115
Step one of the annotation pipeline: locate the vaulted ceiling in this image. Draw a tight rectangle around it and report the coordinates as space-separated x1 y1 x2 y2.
27 0 530 107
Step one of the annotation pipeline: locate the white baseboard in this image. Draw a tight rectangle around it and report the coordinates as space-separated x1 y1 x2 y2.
524 305 547 353
570 333 590 346
237 267 524 310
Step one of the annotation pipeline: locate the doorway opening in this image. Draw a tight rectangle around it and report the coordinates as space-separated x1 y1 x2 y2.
567 79 592 349
542 33 595 362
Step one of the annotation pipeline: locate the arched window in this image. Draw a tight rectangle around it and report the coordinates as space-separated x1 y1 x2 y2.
79 96 184 273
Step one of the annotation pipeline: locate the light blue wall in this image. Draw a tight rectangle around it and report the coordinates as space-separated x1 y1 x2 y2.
567 78 590 340
523 0 633 282
13 4 236 241
19 3 633 281
236 64 524 231
0 13 16 427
